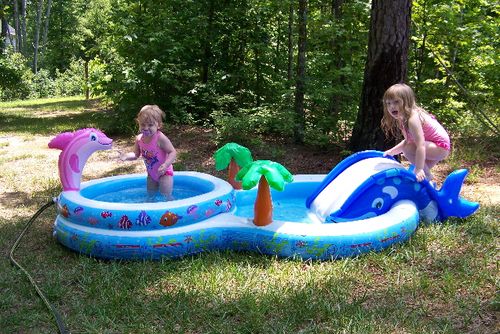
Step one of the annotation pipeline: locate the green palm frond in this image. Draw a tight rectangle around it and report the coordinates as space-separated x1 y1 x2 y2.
213 142 253 170
236 160 293 191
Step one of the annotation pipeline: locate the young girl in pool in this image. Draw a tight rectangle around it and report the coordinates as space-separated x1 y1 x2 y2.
381 83 451 184
120 105 177 200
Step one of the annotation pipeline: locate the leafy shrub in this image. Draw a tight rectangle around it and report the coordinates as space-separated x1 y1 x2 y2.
28 69 56 99
0 51 31 100
54 59 85 96
211 105 295 146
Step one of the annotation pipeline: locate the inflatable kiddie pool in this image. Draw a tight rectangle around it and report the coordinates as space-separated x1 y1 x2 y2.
49 128 479 260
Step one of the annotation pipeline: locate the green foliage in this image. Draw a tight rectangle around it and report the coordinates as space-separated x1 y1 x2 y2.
2 0 498 145
410 0 499 137
211 105 296 147
53 59 86 97
0 51 31 100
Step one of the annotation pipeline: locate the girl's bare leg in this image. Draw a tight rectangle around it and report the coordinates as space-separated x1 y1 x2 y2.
424 142 450 181
402 141 449 181
146 176 159 200
159 175 174 201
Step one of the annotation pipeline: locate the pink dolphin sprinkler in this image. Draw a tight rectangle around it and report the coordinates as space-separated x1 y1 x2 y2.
48 128 113 191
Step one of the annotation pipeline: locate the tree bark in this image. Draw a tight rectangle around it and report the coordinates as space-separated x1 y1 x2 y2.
294 0 307 144
201 0 214 84
287 2 293 82
13 0 20 52
0 2 7 53
253 176 273 226
349 0 411 151
33 0 43 73
20 0 26 54
40 0 52 67
328 0 345 117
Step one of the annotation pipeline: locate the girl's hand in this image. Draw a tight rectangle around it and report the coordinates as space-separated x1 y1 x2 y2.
414 168 426 182
383 149 396 157
158 163 169 175
119 151 136 161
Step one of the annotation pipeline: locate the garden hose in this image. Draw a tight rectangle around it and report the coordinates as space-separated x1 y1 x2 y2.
9 199 69 334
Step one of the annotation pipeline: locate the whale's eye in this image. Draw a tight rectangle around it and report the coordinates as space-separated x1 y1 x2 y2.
372 198 384 210
90 133 97 141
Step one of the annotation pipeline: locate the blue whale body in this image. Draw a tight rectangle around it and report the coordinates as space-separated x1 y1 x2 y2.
307 150 479 223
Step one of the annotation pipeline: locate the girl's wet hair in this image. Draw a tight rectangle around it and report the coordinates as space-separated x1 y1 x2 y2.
136 105 166 129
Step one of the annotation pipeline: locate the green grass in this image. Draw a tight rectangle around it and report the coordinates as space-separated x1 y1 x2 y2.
1 97 498 333
0 96 113 135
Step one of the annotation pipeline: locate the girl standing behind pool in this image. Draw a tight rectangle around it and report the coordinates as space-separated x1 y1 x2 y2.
120 105 177 200
381 83 451 184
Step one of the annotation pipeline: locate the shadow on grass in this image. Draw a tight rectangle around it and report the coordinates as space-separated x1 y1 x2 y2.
0 110 114 136
0 98 122 137
0 97 101 111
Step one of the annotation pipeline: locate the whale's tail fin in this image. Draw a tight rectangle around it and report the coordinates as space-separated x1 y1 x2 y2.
436 169 480 219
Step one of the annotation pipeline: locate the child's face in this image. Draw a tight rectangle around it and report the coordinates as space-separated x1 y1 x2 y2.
138 118 159 137
384 98 403 119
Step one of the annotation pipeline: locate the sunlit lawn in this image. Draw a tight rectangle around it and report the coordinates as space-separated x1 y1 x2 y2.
0 97 498 333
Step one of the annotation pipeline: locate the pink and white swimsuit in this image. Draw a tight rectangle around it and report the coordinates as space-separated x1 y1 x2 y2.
138 131 174 181
402 113 451 151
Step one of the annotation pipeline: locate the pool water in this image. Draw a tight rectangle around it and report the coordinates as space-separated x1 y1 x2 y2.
233 181 322 224
91 185 204 203
234 198 319 224
80 175 214 203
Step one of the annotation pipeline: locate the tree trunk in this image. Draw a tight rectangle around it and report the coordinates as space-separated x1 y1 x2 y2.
33 0 43 73
201 0 214 84
20 0 26 54
287 2 293 82
253 176 273 226
349 0 411 151
40 0 52 67
328 0 345 117
13 0 20 52
294 0 307 144
0 5 7 53
228 159 242 190
85 59 90 100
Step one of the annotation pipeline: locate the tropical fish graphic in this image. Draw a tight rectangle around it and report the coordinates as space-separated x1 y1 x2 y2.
101 211 112 219
135 210 151 226
88 217 98 225
73 207 83 215
214 199 223 206
142 149 159 171
118 215 132 229
61 204 70 218
225 199 232 212
186 205 198 215
160 211 181 227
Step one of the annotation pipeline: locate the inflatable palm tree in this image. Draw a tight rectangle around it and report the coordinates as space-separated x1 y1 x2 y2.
236 160 293 226
214 143 253 189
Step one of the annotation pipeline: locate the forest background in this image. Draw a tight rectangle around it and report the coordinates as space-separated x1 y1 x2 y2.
0 0 498 150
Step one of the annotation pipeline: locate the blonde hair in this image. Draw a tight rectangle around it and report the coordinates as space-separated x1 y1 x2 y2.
381 83 425 139
136 105 166 129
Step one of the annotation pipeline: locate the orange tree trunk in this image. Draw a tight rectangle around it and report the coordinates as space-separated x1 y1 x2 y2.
254 176 273 226
228 159 242 189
